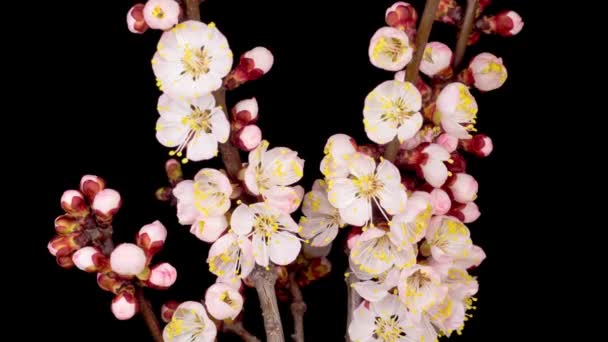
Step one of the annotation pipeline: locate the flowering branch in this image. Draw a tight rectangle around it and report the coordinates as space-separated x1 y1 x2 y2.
344 272 361 342
251 266 285 342
453 0 479 70
222 320 261 342
289 273 306 342
383 0 441 162
136 289 163 342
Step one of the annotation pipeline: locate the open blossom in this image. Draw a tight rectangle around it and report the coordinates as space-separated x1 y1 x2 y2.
163 301 217 342
422 216 472 264
389 191 432 248
469 53 507 91
207 233 254 281
369 27 413 71
156 93 229 162
243 141 305 214
328 153 407 227
420 42 453 77
320 134 357 178
205 282 244 320
152 21 233 99
398 265 448 319
299 179 344 247
363 80 423 144
231 202 302 267
350 226 416 276
352 268 399 302
143 0 180 30
349 294 436 342
435 82 478 139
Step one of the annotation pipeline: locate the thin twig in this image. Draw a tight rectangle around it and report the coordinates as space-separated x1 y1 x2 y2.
384 0 442 162
251 266 285 342
136 288 163 342
344 272 361 342
453 0 479 70
223 320 262 342
289 273 306 342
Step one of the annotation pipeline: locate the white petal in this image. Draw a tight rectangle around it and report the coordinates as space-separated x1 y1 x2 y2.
347 153 376 177
378 184 408 215
376 158 402 186
310 225 339 247
348 303 376 341
339 197 371 227
252 234 269 267
327 178 357 209
186 133 218 161
156 117 188 147
269 231 301 265
302 190 335 217
364 117 398 144
397 112 423 142
422 160 448 188
353 280 391 302
209 108 230 143
190 215 228 243
243 166 260 195
230 204 254 235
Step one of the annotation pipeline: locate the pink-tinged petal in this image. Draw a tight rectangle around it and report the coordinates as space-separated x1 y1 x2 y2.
173 180 195 202
148 263 177 288
454 244 486 269
163 301 217 342
347 153 377 177
436 133 458 153
61 190 88 216
276 210 300 233
359 226 387 242
127 4 148 34
448 173 478 203
269 231 301 265
324 134 357 158
352 280 391 302
110 243 146 276
264 186 304 214
339 197 371 227
72 246 106 272
327 178 358 209
232 97 259 123
459 202 480 223
423 143 451 161
137 220 168 251
230 204 254 236
348 302 376 341
252 234 269 267
244 47 274 74
420 41 453 76
441 118 470 139
310 225 339 247
397 112 423 143
111 292 137 320
205 283 244 320
155 117 188 147
430 188 451 215
176 202 198 225
194 168 233 196
143 0 179 30
422 159 448 187
186 133 218 162
190 215 228 243
79 175 106 203
320 155 350 179
399 265 447 319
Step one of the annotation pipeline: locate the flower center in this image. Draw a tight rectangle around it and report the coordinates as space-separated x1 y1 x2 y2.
456 86 478 132
407 270 431 290
152 6 165 19
182 46 211 80
219 291 237 307
165 308 207 340
384 97 415 125
373 315 406 342
254 214 279 237
374 37 407 62
354 174 383 198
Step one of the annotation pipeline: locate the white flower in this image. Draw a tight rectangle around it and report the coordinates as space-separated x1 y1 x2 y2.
350 226 416 276
398 265 448 320
351 268 400 302
435 82 478 139
364 80 423 145
369 27 413 71
389 191 433 248
156 93 230 162
230 202 302 267
163 301 217 342
420 42 453 77
320 134 357 179
327 152 407 227
422 216 473 264
299 179 344 247
207 232 255 281
243 141 305 213
152 21 233 99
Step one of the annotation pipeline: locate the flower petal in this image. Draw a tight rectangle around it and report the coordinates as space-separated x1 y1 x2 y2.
269 231 301 265
186 133 218 161
190 215 228 243
339 197 371 227
230 204 254 235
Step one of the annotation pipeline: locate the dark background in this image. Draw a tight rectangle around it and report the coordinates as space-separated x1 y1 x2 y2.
23 0 546 340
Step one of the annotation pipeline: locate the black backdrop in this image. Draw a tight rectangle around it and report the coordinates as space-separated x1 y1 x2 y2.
28 0 542 340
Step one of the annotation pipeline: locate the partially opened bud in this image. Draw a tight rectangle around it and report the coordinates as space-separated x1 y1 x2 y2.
165 159 183 185
61 190 88 217
461 134 493 157
446 173 478 203
232 98 259 124
80 175 106 203
469 53 507 91
205 282 244 320
161 300 180 323
54 215 83 235
92 189 122 221
137 220 168 255
430 188 451 215
147 263 177 289
369 27 413 71
72 246 108 272
127 4 148 34
110 243 147 277
48 233 86 257
435 133 458 153
112 291 138 320
156 186 173 202
450 202 480 223
143 0 180 30
243 47 274 76
233 125 262 152
385 2 418 39
477 10 524 37
420 42 453 77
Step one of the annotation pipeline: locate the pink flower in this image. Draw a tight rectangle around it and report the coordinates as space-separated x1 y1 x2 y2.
137 220 168 255
299 179 344 247
91 189 122 220
469 53 507 91
163 301 217 342
420 42 453 77
72 246 107 272
80 175 105 203
61 190 88 217
435 133 458 153
435 82 478 139
143 0 180 30
461 134 493 157
205 282 244 320
232 97 259 124
148 262 177 289
446 173 478 203
161 300 180 323
430 188 451 215
110 243 147 276
127 4 148 34
399 265 448 319
369 27 413 71
233 125 262 152
207 233 254 281
111 291 137 320
320 134 358 178
423 216 472 264
231 202 301 267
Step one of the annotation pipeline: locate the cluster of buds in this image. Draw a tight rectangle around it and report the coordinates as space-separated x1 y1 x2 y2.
127 0 182 34
231 97 262 152
223 47 275 90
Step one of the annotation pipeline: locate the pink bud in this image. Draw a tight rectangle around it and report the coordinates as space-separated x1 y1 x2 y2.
385 2 418 39
161 300 180 323
205 283 244 320
48 233 85 257
137 220 167 255
232 97 259 124
127 4 148 34
143 0 180 30
420 42 453 77
459 202 481 223
447 173 478 203
461 134 493 157
495 10 524 37
233 125 262 152
148 263 177 289
469 53 507 91
80 175 106 203
72 246 108 272
112 291 137 320
429 189 451 215
346 227 363 251
57 254 76 269
244 47 274 76
92 189 122 221
435 133 458 153
54 215 84 235
61 190 88 216
110 243 147 276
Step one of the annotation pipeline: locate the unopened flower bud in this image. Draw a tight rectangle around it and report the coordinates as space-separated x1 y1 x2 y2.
48 233 87 257
54 215 84 235
435 0 462 25
72 246 108 272
80 175 106 203
225 47 274 90
56 253 76 269
461 134 493 157
476 10 524 37
127 4 148 34
137 220 167 255
112 291 138 320
92 189 122 222
446 173 478 203
97 272 128 294
165 159 183 185
161 300 180 323
110 243 147 277
61 190 88 217
147 263 177 289
430 188 451 215
205 283 244 320
233 97 259 124
143 0 180 30
449 202 480 223
385 2 418 40
233 125 262 152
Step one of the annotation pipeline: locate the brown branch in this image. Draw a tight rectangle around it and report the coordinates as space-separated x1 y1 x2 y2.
383 0 442 162
344 272 361 342
251 266 285 342
453 0 479 70
223 320 262 342
288 273 306 342
185 0 201 21
136 288 163 342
